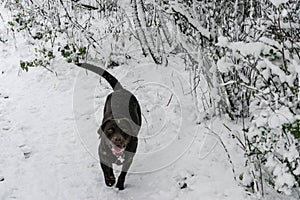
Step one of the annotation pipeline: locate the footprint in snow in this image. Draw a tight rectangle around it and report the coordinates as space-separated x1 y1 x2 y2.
2 127 10 131
18 144 32 159
0 93 9 99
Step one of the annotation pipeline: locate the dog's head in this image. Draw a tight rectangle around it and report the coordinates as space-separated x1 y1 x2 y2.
100 118 133 155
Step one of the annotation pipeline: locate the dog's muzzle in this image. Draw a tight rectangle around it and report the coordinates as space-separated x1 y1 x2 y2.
110 142 126 155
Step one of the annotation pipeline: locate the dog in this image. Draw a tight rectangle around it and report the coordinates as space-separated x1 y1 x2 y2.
76 63 142 190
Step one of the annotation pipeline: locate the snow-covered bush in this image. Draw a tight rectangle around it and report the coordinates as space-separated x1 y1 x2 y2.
211 1 300 197
4 0 174 69
4 0 138 70
153 0 300 197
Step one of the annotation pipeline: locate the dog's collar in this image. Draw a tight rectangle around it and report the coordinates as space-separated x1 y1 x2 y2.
114 152 125 165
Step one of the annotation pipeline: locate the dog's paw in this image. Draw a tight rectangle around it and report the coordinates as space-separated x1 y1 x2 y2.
116 179 125 190
104 176 115 187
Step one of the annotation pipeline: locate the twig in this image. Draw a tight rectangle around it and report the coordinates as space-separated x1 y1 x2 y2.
78 4 98 10
166 94 173 106
222 123 246 151
42 65 57 76
257 155 264 197
205 125 237 181
132 79 144 84
222 123 232 132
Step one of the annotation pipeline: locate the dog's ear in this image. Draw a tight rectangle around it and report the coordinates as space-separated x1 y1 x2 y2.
100 121 108 132
97 126 102 138
99 120 110 139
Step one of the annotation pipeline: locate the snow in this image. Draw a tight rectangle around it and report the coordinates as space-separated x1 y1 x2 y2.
281 9 288 17
293 165 300 176
216 35 229 47
0 28 250 200
269 0 289 8
1 4 298 200
293 58 300 101
217 57 232 73
228 42 264 58
284 144 299 163
273 165 296 195
268 106 294 129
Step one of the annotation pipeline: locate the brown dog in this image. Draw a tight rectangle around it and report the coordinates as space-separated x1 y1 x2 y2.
76 63 141 190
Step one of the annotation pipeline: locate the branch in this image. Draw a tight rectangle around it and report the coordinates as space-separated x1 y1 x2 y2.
78 4 98 10
205 125 238 181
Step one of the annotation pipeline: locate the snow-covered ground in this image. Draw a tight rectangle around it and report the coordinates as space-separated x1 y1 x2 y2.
1 6 297 200
0 32 253 200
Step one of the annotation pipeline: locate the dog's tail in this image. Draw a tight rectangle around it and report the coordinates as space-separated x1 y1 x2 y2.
76 63 123 90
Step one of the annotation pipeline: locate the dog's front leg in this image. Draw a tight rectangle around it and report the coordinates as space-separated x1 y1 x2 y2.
100 162 115 187
116 156 133 190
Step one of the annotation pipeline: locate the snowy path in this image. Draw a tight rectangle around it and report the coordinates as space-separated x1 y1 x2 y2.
1 41 247 200
0 61 99 199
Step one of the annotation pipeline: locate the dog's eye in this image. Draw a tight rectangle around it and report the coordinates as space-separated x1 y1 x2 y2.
106 128 114 134
122 133 129 140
